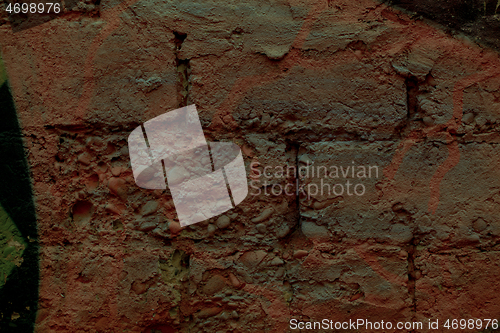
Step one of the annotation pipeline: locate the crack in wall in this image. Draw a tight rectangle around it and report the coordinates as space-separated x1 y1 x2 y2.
405 75 420 322
405 76 419 121
173 31 191 108
281 142 302 311
295 142 302 234
394 74 421 137
394 74 422 324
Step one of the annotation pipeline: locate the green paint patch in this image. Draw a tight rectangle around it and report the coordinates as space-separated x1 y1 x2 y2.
0 204 26 289
0 56 7 87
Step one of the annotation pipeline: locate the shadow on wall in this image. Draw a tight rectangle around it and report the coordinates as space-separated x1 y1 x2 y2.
382 0 500 51
0 56 39 332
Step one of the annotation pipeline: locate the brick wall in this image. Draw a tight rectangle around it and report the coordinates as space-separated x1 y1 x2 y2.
1 0 500 331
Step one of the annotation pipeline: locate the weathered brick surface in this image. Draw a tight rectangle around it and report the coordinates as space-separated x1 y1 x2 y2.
415 248 500 331
1 0 500 331
286 245 411 327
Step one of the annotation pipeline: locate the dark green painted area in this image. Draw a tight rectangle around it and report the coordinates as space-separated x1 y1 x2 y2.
0 80 39 332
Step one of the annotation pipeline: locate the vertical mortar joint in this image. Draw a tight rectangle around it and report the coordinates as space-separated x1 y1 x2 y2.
173 31 190 107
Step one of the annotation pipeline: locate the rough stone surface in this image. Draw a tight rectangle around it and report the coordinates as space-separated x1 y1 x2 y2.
415 248 500 329
1 0 500 331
